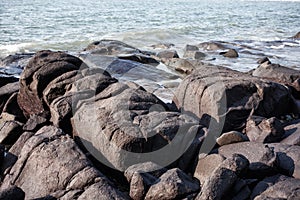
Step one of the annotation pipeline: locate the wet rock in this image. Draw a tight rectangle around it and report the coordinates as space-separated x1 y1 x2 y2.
174 65 293 132
84 39 141 55
77 181 128 200
145 168 200 200
281 120 300 145
0 53 33 70
184 51 206 60
164 58 195 74
156 50 179 60
219 49 239 58
252 175 300 199
246 116 285 143
216 131 248 146
0 126 128 199
194 154 225 184
0 120 23 145
196 154 249 200
1 92 25 122
218 142 276 175
0 82 19 114
150 43 174 49
268 143 300 179
72 80 200 170
291 31 300 39
118 54 159 66
17 50 86 117
0 185 25 200
198 42 226 51
252 62 300 83
257 57 271 64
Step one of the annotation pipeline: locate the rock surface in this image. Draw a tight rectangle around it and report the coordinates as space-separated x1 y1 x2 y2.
216 131 248 146
145 168 200 200
174 65 292 132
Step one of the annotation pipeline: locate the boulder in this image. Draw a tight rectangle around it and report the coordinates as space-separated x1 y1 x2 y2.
77 181 128 200
291 31 300 39
252 62 300 83
23 114 48 132
196 154 249 200
0 144 4 168
156 50 179 60
198 42 226 51
150 43 174 49
194 153 225 184
216 131 248 146
268 143 300 179
0 82 19 114
246 116 285 143
0 53 33 70
218 142 276 175
281 120 300 145
0 120 23 145
129 171 157 200
0 185 25 200
17 50 86 117
257 57 271 65
164 58 195 74
83 39 141 55
1 92 25 122
0 126 128 199
72 81 201 171
252 175 300 200
219 49 239 58
0 76 18 88
173 65 293 132
145 168 200 200
124 162 167 183
118 54 159 66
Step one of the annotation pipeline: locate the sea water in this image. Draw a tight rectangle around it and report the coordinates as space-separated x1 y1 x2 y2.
0 0 300 71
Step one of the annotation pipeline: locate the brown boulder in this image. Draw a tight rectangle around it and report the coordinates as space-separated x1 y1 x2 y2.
281 120 300 145
246 116 285 143
173 65 293 132
216 131 248 146
0 126 128 199
17 50 86 117
145 168 200 200
219 49 239 58
0 82 19 114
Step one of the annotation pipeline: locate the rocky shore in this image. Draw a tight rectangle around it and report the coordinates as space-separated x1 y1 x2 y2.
0 38 300 200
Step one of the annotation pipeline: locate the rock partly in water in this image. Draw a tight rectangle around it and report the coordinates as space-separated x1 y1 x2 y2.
252 62 300 83
219 49 239 58
216 131 248 146
118 54 160 66
257 57 271 65
145 168 200 200
246 116 285 143
164 58 195 74
156 50 179 61
291 31 300 39
174 65 293 132
198 42 226 51
83 39 141 55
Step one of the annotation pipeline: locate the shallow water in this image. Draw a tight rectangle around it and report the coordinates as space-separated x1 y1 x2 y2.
0 0 300 71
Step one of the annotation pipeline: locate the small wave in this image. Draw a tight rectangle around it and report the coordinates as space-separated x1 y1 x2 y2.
0 43 34 58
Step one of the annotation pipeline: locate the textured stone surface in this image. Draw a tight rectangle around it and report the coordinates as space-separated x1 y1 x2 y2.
216 131 248 146
145 168 200 200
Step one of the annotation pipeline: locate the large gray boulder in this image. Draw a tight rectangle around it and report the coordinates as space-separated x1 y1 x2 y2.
0 126 128 199
281 120 300 145
72 81 201 171
173 65 293 132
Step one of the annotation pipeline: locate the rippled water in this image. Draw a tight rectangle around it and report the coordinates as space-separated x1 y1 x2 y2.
0 0 300 70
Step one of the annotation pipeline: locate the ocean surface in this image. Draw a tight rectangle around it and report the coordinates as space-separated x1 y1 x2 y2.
0 0 300 71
